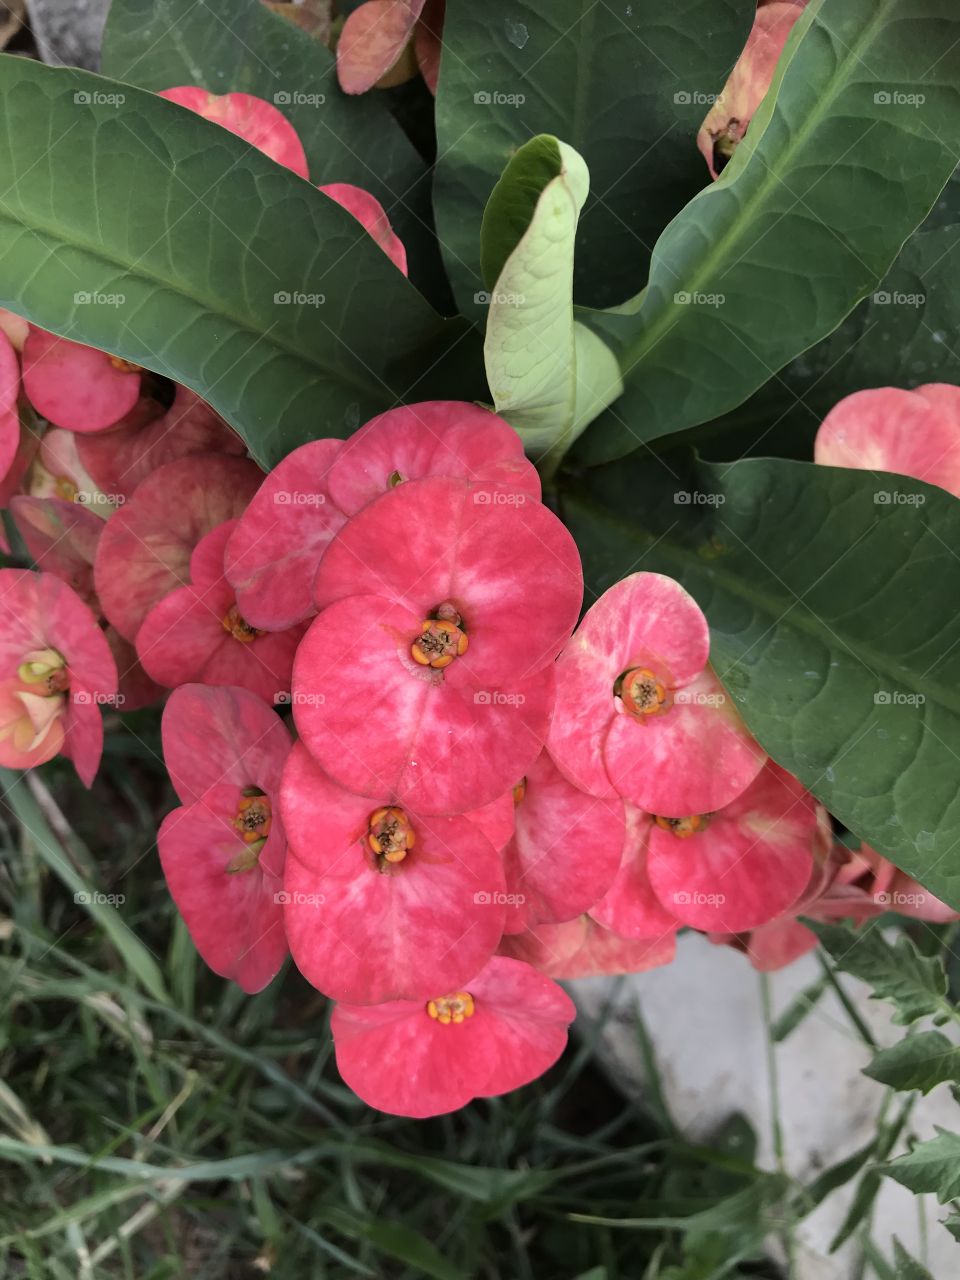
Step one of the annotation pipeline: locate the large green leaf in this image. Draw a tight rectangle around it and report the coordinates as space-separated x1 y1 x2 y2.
434 0 753 317
574 0 960 465
100 0 443 295
809 922 949 1027
886 1128 960 1203
0 57 464 468
864 1032 960 1095
481 136 622 461
562 453 960 906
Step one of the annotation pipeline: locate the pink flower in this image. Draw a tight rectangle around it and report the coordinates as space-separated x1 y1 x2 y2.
548 572 765 816
136 521 306 702
9 496 102 610
158 684 292 993
814 384 960 496
280 742 508 1002
645 762 818 932
502 750 624 932
336 0 444 96
320 183 408 274
0 570 117 785
158 88 309 178
77 388 244 504
698 2 807 178
501 915 676 979
21 328 142 433
589 804 683 939
94 454 262 641
330 955 574 1117
295 476 581 814
0 328 20 491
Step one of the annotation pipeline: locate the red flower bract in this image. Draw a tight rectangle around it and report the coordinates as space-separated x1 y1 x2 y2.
94 454 262 641
280 742 507 1002
0 570 117 785
22 327 142 433
158 684 292 993
330 955 575 1117
320 183 408 274
136 521 306 703
548 572 765 816
158 87 309 178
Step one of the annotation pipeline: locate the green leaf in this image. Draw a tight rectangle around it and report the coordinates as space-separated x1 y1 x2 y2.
886 1128 960 1203
771 974 828 1043
562 454 960 907
574 0 960 465
434 0 753 317
482 137 622 460
100 0 439 290
893 1239 935 1280
0 57 462 468
318 1208 465 1280
809 923 947 1026
865 1032 960 1094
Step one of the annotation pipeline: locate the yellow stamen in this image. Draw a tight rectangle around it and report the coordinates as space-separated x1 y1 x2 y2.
426 992 475 1025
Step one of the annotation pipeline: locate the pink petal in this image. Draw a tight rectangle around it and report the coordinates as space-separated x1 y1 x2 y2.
0 328 20 487
161 683 292 807
814 384 960 497
94 455 262 641
158 784 288 993
320 183 408 274
336 0 426 95
314 476 582 682
281 742 506 1002
22 328 141 433
589 806 682 938
158 87 309 178
501 915 677 978
504 750 624 927
646 762 817 932
327 401 539 516
413 0 444 94
292 593 554 814
9 496 102 610
224 439 346 632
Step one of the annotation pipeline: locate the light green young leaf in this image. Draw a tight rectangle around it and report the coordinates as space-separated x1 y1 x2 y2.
808 923 948 1025
865 1032 960 1095
482 137 622 464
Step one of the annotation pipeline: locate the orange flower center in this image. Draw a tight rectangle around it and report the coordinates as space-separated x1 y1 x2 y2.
227 790 272 872
222 603 264 643
17 648 69 695
618 666 670 719
654 814 706 839
367 806 416 866
54 475 78 502
411 603 468 670
426 992 475 1025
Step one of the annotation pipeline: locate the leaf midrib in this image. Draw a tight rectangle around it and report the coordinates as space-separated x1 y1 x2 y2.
565 486 960 715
